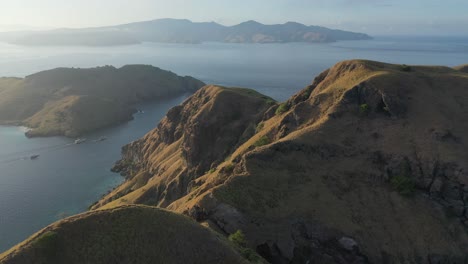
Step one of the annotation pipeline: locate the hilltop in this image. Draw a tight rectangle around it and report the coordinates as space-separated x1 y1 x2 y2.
0 65 205 137
0 19 371 46
0 206 251 264
98 61 468 263
4 60 468 263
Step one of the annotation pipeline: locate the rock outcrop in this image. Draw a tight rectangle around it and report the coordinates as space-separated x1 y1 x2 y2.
98 61 468 263
94 85 275 208
4 60 468 264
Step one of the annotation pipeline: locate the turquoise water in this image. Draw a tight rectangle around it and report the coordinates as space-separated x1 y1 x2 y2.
0 97 188 251
1 36 468 251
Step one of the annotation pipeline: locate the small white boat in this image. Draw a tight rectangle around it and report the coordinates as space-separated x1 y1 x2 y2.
74 138 87 144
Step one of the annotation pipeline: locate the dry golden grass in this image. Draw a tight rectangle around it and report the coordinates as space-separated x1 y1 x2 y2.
0 206 249 264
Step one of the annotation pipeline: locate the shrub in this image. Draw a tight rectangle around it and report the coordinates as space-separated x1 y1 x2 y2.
255 122 264 133
229 230 262 263
302 87 313 100
229 230 247 247
400 64 412 72
390 175 415 196
275 103 289 115
359 104 370 115
254 136 271 147
224 163 235 173
241 248 261 262
208 168 216 174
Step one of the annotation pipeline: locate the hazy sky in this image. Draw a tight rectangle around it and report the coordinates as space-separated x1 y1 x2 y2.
1 0 467 35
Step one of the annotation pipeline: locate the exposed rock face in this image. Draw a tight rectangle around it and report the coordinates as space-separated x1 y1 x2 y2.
96 85 275 208
0 206 249 264
98 60 468 263
6 60 468 263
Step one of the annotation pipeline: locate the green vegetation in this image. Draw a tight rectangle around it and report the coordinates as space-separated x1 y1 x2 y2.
390 159 415 196
229 230 261 263
33 231 58 249
275 103 289 115
229 230 247 247
390 175 415 196
254 136 271 147
208 168 216 174
255 122 265 133
224 163 235 173
240 248 261 263
359 103 370 115
302 87 314 100
400 64 412 72
32 231 59 259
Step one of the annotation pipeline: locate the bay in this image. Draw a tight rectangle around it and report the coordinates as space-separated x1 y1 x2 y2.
0 36 468 251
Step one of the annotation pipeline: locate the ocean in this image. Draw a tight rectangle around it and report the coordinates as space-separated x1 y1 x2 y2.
0 36 467 251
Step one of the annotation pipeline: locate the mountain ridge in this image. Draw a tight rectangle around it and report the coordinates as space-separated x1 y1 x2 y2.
0 18 372 46
97 60 468 263
3 60 468 263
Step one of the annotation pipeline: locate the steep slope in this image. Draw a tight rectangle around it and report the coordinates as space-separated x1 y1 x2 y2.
92 85 275 209
0 206 249 264
98 60 468 263
0 19 371 46
0 65 205 137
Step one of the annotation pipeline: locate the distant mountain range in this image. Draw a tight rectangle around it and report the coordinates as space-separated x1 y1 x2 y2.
0 19 372 46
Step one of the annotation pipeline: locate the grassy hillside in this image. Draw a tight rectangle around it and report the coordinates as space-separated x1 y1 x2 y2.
93 85 275 209
96 60 468 263
0 206 251 264
4 60 468 263
0 65 205 137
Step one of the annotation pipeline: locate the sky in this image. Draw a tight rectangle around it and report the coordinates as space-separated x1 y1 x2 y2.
0 0 467 35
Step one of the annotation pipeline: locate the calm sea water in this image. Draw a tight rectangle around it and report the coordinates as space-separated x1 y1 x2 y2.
0 36 468 251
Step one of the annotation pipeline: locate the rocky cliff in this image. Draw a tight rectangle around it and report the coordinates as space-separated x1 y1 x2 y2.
93 85 275 209
0 65 205 137
99 61 468 263
4 60 468 263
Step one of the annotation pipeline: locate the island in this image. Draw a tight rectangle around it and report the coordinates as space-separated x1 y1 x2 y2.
0 19 372 46
0 65 205 137
2 60 468 263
